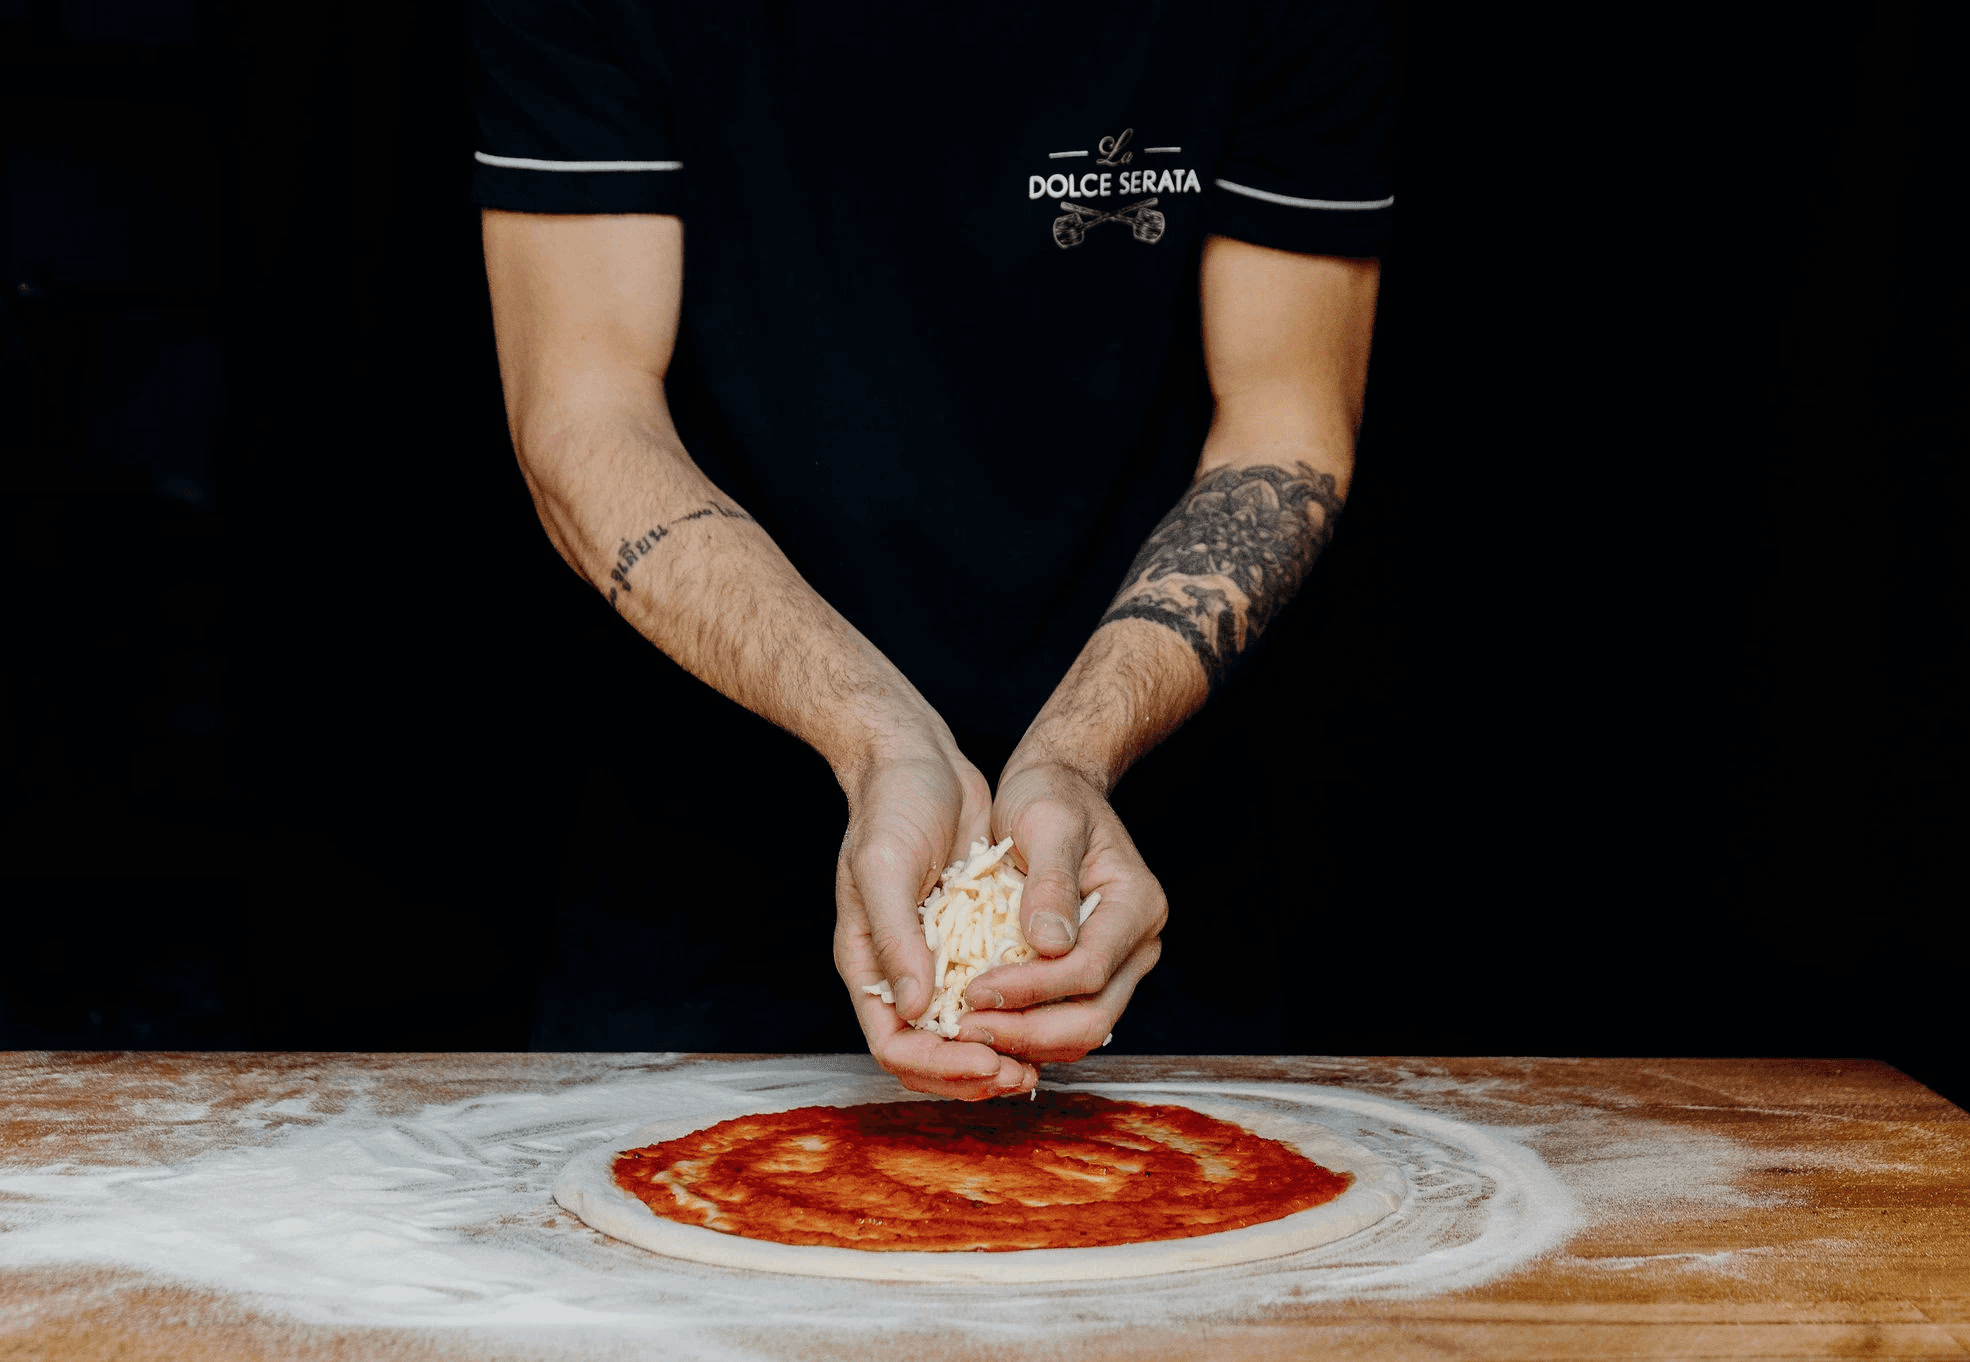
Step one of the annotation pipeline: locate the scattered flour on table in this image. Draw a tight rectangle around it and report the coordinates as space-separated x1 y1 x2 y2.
0 1056 1776 1358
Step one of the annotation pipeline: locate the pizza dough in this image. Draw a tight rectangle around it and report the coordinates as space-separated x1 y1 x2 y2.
553 1086 1405 1282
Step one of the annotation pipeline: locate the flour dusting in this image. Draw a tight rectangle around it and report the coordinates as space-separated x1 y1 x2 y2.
0 1055 1761 1356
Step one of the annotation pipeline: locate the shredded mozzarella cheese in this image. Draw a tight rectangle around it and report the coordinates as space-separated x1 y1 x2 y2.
863 837 1100 1040
912 836 1035 1038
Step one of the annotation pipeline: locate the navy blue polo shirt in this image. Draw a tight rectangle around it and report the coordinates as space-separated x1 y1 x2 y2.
471 0 1395 741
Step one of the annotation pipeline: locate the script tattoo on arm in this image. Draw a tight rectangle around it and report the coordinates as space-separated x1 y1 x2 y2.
604 503 753 607
1098 461 1343 690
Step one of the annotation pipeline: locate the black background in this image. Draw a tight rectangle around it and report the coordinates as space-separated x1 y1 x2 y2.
4 2 1964 1104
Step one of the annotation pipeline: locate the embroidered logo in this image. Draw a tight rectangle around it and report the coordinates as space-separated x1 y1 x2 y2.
1031 129 1199 249
1053 196 1164 249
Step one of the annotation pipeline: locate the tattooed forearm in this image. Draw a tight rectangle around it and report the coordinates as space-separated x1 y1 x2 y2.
1098 461 1342 689
604 502 753 606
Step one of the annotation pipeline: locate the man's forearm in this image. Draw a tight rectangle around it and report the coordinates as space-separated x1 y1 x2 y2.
1101 459 1345 691
1011 239 1373 791
1012 455 1347 791
515 393 942 778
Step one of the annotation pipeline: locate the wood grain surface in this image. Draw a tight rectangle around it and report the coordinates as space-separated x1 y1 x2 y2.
1 1054 1964 1360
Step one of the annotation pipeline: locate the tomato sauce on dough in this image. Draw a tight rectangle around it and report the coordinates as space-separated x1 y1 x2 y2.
612 1092 1351 1252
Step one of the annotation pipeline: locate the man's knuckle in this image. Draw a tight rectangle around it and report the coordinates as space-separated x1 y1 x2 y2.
1010 979 1056 1009
1029 871 1081 913
991 1020 1031 1051
851 835 912 881
1016 797 1071 839
868 923 918 961
1064 956 1109 996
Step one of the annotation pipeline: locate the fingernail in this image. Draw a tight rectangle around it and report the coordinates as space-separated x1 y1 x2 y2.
969 1027 996 1046
1028 911 1075 953
894 975 923 1012
966 985 1005 1011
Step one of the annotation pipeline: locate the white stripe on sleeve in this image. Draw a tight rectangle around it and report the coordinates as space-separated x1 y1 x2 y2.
1213 178 1393 211
475 151 683 172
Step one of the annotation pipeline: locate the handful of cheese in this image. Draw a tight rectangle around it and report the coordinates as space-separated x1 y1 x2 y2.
861 836 1099 1039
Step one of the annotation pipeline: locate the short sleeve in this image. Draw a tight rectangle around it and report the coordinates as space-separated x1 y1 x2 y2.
1208 0 1397 258
469 0 684 215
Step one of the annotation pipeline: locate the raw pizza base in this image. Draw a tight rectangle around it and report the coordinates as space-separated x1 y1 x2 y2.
552 1084 1406 1282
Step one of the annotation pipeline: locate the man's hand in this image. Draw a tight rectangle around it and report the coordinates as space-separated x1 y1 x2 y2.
954 759 1166 1064
834 740 1040 1100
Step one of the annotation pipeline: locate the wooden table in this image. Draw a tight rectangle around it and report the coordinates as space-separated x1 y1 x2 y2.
1 1054 1965 1360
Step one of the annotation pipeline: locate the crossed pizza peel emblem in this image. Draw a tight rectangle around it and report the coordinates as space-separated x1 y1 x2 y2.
1053 196 1166 250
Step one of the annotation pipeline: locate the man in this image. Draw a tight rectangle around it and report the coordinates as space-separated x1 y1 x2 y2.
471 0 1392 1099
